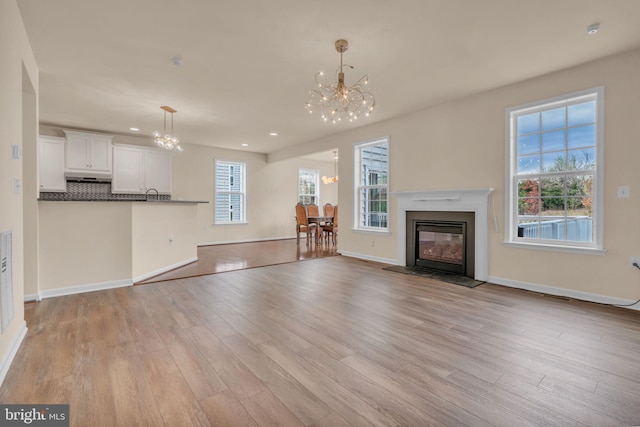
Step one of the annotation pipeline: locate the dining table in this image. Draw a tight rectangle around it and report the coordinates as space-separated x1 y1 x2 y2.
307 215 333 244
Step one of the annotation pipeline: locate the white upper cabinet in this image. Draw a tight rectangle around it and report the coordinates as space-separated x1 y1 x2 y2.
112 144 172 194
63 130 113 177
39 136 66 192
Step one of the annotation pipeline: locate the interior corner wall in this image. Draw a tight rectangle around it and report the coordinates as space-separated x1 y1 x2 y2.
171 144 338 245
0 0 39 382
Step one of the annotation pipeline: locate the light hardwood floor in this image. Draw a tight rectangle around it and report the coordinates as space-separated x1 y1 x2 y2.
3 255 640 426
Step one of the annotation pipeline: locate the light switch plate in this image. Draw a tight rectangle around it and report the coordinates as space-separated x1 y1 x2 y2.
617 186 630 198
11 145 22 160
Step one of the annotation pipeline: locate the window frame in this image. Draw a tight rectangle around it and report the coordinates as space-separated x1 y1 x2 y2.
504 86 605 254
214 159 247 225
297 168 320 206
353 136 390 233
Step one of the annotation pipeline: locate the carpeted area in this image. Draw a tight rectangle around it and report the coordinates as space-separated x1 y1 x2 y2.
382 265 485 288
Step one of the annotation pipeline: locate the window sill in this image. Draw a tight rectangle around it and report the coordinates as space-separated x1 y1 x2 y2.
352 228 391 235
503 241 606 256
214 221 248 226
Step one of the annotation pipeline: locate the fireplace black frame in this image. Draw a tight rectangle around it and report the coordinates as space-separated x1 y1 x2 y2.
415 221 466 275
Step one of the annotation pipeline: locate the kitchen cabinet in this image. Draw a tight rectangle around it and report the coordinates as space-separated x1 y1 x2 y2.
63 130 113 177
39 136 66 192
112 144 172 194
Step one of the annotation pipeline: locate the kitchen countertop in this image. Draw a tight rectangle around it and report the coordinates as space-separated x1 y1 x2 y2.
38 198 208 204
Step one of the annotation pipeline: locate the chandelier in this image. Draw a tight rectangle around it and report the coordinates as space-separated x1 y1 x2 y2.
322 150 339 184
153 105 183 151
306 39 375 124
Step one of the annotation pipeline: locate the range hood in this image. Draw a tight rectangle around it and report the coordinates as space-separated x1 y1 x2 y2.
64 174 112 183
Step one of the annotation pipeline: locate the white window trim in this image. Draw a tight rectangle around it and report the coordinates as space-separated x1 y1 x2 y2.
214 159 247 225
504 86 605 255
297 168 320 205
353 136 390 233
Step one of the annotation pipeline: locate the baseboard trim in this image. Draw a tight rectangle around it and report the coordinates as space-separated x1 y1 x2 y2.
39 279 132 300
198 236 297 246
23 293 40 302
0 321 27 387
488 276 640 311
133 257 199 283
337 250 398 266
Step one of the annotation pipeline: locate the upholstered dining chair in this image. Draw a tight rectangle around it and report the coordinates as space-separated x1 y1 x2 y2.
306 203 319 217
295 203 317 245
322 204 338 244
323 203 334 218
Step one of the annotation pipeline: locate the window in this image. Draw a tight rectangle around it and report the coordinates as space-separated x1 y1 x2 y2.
506 87 604 252
354 137 389 231
215 160 246 224
298 169 319 205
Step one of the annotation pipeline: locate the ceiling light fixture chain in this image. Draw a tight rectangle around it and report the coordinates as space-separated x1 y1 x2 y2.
306 39 376 124
153 105 183 152
322 150 339 184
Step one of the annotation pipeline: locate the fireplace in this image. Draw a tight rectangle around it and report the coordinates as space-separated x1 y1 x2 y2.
395 188 494 281
415 221 466 274
406 210 475 279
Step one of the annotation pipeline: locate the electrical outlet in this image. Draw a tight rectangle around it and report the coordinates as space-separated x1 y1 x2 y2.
371 240 375 247
631 256 640 268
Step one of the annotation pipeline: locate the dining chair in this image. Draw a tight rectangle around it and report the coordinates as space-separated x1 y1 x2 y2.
323 203 334 218
322 204 338 244
295 203 317 246
306 203 319 217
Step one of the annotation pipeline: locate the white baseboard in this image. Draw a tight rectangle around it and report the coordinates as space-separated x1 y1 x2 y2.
0 321 27 387
337 250 398 266
198 236 297 246
39 278 132 299
23 293 40 302
488 276 640 311
133 257 199 283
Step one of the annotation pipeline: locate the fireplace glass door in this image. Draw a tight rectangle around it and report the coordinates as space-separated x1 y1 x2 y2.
415 221 466 274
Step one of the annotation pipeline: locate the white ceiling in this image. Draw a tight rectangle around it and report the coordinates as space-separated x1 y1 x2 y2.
17 0 640 155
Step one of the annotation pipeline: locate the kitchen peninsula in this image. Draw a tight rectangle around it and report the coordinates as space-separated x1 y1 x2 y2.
36 198 207 300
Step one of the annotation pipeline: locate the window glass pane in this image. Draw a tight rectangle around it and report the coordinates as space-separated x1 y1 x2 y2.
517 113 540 134
568 125 595 149
517 133 539 155
517 154 540 174
541 107 566 130
542 152 565 172
541 197 565 215
567 148 595 170
566 175 593 198
517 179 539 215
540 176 564 198
568 101 596 127
541 130 565 153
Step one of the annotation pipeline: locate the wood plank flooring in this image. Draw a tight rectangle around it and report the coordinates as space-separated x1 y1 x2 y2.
3 255 640 426
137 239 338 284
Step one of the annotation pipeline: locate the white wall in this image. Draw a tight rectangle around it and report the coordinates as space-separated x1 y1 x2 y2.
171 144 338 245
0 0 39 383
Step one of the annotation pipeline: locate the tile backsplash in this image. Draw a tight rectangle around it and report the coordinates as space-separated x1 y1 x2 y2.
39 181 170 201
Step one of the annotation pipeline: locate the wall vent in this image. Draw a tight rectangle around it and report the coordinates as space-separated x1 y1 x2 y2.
1 231 14 333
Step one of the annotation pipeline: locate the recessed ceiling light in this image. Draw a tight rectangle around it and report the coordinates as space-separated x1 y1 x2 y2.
269 132 278 136
241 143 249 147
129 127 139 132
586 23 600 35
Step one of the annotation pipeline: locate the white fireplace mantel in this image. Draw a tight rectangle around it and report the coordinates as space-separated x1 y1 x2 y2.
393 188 495 281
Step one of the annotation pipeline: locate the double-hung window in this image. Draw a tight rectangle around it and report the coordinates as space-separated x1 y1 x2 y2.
354 137 389 232
298 169 319 205
215 160 246 224
505 87 604 252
